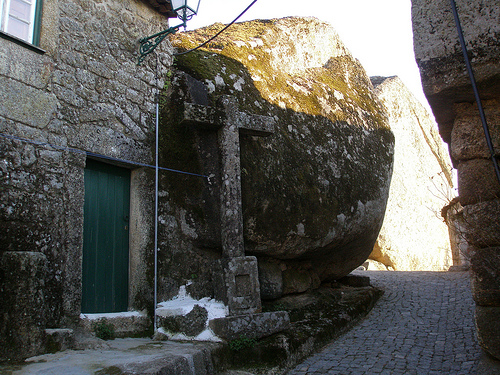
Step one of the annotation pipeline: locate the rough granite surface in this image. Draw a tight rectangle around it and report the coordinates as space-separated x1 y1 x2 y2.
170 17 395 282
412 0 500 361
370 76 454 271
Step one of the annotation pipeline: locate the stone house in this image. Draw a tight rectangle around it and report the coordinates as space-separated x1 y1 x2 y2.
0 0 177 361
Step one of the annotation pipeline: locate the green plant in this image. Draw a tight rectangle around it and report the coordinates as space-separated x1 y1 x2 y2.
228 335 257 351
92 318 115 340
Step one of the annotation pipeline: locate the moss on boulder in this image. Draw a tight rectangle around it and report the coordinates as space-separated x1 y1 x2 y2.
170 17 394 281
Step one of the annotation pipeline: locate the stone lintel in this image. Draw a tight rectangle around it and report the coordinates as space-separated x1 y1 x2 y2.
181 100 275 137
213 256 262 315
209 311 290 341
180 103 222 130
236 111 275 137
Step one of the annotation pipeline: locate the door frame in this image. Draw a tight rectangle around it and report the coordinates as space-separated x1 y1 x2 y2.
77 158 153 316
82 158 131 313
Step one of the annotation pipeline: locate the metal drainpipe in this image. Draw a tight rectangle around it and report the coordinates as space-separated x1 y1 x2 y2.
449 0 500 184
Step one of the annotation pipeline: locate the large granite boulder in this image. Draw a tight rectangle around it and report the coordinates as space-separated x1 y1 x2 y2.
412 0 500 360
169 17 394 283
369 76 454 271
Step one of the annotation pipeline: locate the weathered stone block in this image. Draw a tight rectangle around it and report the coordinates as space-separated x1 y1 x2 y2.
258 260 283 300
158 305 208 337
471 247 500 306
0 76 58 129
181 103 221 130
80 312 151 339
0 39 54 89
45 329 75 353
175 71 210 106
476 306 500 360
213 257 262 315
282 267 318 295
452 101 500 161
458 160 500 206
412 0 500 143
462 200 500 248
0 251 47 361
209 311 290 341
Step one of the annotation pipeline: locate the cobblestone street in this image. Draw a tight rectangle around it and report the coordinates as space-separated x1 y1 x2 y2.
287 271 482 375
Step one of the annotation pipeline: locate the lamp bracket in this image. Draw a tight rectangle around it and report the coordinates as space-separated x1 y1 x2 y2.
138 22 185 65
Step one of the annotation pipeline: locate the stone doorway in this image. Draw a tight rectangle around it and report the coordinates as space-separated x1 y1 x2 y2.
82 159 131 313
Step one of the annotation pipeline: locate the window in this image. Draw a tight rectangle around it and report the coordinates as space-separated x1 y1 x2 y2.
0 0 42 45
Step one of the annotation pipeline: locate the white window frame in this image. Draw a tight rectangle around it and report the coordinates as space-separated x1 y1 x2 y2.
0 0 38 44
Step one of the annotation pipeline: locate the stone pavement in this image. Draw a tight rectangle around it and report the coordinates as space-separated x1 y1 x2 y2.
1 339 223 374
287 271 483 375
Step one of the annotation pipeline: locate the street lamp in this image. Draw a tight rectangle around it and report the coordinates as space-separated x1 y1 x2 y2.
138 0 201 64
171 0 200 24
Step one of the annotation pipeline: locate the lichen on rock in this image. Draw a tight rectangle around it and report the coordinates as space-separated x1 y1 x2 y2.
170 17 394 283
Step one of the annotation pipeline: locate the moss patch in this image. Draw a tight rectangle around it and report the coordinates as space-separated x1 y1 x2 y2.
172 18 388 130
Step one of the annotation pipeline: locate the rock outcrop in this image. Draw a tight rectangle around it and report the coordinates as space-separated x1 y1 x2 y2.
166 17 394 293
369 76 454 271
412 0 500 360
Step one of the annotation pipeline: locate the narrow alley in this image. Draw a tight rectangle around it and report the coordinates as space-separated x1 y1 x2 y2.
288 271 482 375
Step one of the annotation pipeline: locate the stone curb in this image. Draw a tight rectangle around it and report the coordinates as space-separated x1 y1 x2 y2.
224 284 383 374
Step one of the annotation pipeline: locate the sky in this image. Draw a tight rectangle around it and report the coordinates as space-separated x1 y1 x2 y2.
185 0 429 107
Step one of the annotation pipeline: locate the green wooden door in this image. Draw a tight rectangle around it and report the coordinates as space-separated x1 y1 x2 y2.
82 160 131 313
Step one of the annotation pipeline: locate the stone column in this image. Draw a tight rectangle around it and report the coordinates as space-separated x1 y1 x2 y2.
412 0 500 360
182 95 274 315
452 101 500 359
179 86 290 340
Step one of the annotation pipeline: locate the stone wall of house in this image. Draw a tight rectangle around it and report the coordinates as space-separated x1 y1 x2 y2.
412 0 500 360
0 0 173 361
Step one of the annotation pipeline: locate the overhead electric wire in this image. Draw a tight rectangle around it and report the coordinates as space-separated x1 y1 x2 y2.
173 0 259 56
449 0 500 185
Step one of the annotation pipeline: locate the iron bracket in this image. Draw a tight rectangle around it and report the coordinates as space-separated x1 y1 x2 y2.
138 22 184 65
